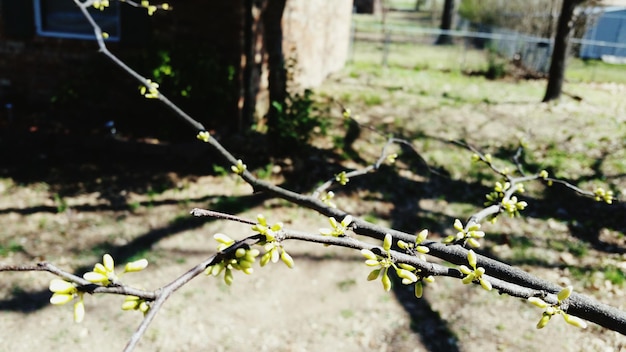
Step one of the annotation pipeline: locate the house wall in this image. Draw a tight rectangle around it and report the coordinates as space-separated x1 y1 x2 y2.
0 0 352 135
580 8 626 59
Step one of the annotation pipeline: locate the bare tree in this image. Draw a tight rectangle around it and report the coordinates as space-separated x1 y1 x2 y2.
543 0 585 102
436 0 455 45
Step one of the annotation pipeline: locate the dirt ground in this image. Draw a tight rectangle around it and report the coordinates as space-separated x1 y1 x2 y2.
2 53 626 351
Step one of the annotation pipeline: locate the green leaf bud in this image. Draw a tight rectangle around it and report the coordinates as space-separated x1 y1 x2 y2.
557 286 573 302
414 281 423 298
367 268 381 281
224 269 234 286
537 313 551 329
462 273 475 284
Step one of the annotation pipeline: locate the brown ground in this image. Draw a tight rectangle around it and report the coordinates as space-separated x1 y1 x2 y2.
2 55 626 351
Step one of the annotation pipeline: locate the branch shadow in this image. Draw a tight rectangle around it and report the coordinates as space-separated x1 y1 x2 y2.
0 193 267 313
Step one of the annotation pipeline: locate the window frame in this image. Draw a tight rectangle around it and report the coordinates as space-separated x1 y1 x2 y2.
33 0 121 41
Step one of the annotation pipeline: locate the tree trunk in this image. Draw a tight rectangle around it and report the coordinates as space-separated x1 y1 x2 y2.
263 0 287 147
435 0 455 45
542 0 583 102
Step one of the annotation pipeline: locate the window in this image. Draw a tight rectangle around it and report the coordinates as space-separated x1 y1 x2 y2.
33 0 121 41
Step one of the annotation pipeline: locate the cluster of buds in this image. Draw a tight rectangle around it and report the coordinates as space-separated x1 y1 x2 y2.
485 181 527 217
594 187 614 204
49 254 148 322
49 279 85 323
397 229 435 297
251 214 294 268
471 153 492 164
121 295 150 315
335 171 349 186
196 131 211 143
231 159 247 175
320 191 336 208
319 215 353 237
361 234 433 298
443 219 485 248
205 234 260 285
140 79 159 99
528 286 587 329
92 0 110 11
140 1 170 15
459 249 492 291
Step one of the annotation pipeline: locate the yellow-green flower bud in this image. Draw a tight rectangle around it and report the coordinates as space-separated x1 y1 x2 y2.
361 249 378 260
139 301 150 313
562 313 587 329
84 272 109 284
557 286 573 302
536 313 551 329
528 297 548 308
122 296 140 310
459 265 472 275
214 233 234 245
50 293 74 305
398 263 416 271
365 259 380 267
74 299 85 323
462 273 475 284
414 281 423 298
381 272 392 292
383 234 392 252
224 269 234 286
235 248 247 258
466 238 480 248
479 278 492 291
453 219 463 232
124 259 148 273
396 268 418 283
49 279 76 294
467 250 477 268
196 131 211 142
416 229 428 244
281 250 295 268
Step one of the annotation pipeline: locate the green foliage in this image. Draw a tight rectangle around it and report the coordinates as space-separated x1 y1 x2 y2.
271 89 327 151
0 240 24 257
485 47 508 80
53 194 68 214
603 266 626 286
458 0 499 25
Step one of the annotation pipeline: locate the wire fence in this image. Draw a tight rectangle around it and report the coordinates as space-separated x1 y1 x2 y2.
350 21 626 73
